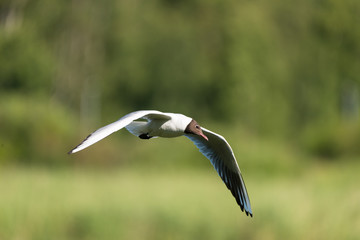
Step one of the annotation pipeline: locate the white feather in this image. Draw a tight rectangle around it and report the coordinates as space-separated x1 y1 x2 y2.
69 110 172 153
125 121 149 137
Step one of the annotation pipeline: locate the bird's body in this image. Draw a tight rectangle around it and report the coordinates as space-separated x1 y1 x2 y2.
69 110 253 217
127 112 192 138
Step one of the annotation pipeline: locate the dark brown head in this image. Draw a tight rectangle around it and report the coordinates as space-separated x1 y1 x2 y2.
184 119 208 141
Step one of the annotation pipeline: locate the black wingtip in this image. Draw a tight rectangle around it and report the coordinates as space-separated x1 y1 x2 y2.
243 208 253 217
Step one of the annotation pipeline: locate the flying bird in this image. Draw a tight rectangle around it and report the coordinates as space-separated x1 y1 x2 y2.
68 110 252 217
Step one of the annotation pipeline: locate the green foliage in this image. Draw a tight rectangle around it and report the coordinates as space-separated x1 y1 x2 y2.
0 32 54 94
302 121 360 159
0 94 76 165
0 0 360 163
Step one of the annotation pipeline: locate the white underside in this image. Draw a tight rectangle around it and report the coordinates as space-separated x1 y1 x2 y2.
125 114 191 138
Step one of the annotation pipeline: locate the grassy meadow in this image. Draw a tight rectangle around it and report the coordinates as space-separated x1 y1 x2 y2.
0 134 359 240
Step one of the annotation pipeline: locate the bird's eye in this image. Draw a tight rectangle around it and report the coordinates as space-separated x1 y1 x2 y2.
195 125 200 129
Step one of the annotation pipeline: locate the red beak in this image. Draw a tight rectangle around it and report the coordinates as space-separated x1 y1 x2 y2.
200 132 209 141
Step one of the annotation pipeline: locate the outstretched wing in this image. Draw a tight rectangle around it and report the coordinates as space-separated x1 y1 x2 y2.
68 110 171 154
185 128 252 217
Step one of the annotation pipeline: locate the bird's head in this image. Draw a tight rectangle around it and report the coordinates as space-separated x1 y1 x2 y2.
184 119 208 141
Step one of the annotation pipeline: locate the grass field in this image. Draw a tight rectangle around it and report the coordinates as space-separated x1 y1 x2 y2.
0 160 359 240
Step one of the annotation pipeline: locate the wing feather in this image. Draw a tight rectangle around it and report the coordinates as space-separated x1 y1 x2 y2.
68 110 171 154
186 128 252 217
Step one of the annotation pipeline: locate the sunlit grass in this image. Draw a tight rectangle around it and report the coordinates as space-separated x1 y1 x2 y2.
0 161 359 240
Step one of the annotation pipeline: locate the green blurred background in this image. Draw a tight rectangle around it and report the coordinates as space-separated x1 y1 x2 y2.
1 0 360 239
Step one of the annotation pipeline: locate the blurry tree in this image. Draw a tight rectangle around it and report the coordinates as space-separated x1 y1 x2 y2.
0 0 359 164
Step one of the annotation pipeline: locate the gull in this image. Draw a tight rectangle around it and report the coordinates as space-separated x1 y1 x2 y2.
68 110 252 217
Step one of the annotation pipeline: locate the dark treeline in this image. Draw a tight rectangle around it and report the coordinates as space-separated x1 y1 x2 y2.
1 0 359 164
